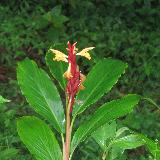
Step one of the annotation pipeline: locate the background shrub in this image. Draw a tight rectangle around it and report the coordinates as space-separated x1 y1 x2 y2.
0 0 159 159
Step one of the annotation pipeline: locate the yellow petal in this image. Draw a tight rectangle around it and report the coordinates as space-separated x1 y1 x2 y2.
50 49 68 62
76 47 95 60
63 63 73 79
78 73 86 90
78 84 85 90
63 71 73 79
80 73 86 83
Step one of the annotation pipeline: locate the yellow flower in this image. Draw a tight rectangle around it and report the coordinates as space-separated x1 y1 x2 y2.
50 49 68 62
80 73 86 83
76 47 95 60
63 63 73 79
78 73 86 90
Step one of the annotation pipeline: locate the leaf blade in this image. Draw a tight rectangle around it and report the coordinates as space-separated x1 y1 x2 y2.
112 134 145 149
137 134 160 158
71 94 140 154
17 59 65 133
73 59 128 116
92 121 117 150
17 116 62 160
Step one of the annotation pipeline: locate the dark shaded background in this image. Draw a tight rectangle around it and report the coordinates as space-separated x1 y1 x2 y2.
0 0 160 159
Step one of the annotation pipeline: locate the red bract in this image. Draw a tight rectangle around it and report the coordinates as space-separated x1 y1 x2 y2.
66 42 81 112
50 42 94 112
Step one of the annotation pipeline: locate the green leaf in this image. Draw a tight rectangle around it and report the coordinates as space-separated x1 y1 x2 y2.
111 134 145 150
111 133 160 159
44 5 69 28
73 59 127 116
115 127 130 138
142 97 160 110
109 147 124 160
17 59 65 133
92 121 117 150
137 134 160 159
46 51 67 90
17 116 62 160
71 94 140 155
112 133 160 159
0 95 10 104
0 148 18 160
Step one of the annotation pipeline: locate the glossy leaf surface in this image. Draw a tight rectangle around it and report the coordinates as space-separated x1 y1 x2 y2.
92 121 117 150
17 116 62 160
113 134 160 159
71 94 140 154
17 59 65 133
138 134 160 159
112 134 145 149
73 59 127 116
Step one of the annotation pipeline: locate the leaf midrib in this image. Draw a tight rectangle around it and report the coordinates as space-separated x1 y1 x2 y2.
72 97 136 153
76 62 125 114
19 65 62 132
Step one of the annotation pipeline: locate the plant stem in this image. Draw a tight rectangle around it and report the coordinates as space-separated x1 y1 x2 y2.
68 116 75 160
64 98 72 160
102 152 107 160
61 134 65 160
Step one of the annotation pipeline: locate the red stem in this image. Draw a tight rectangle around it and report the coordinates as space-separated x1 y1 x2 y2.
64 98 72 160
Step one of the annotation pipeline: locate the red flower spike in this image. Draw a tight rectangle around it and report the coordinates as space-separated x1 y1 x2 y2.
66 42 80 112
49 42 94 112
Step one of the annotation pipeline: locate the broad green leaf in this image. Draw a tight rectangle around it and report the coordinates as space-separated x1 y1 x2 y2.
112 134 160 159
0 95 10 104
71 94 140 154
137 134 160 159
92 121 117 150
111 134 145 150
17 116 62 160
17 59 65 133
46 51 67 90
73 59 127 116
109 147 124 160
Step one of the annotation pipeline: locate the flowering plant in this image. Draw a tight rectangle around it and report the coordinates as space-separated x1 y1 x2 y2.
17 42 160 160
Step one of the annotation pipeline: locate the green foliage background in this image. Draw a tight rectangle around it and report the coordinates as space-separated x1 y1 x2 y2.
0 0 160 159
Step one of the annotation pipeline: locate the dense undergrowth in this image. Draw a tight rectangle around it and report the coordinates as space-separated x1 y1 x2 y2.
0 0 160 159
